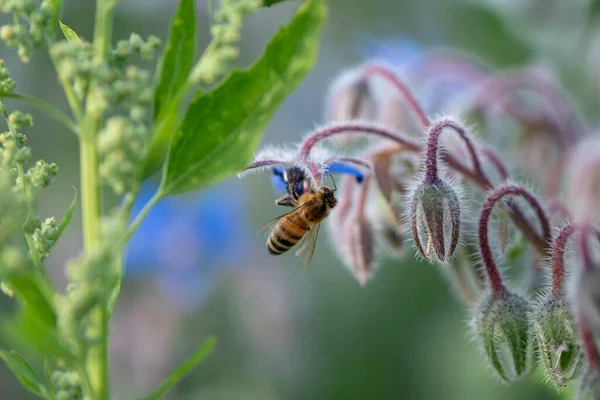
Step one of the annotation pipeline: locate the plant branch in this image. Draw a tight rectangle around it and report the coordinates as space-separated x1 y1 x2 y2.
0 91 78 134
478 184 550 299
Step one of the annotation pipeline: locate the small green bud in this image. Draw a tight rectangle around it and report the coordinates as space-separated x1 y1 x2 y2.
532 295 583 389
410 179 462 263
27 159 57 188
32 217 58 259
473 292 535 382
579 367 600 400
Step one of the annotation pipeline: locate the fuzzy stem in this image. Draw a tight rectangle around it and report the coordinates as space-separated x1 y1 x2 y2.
479 184 551 299
551 222 577 297
299 123 421 158
423 118 484 184
362 64 428 128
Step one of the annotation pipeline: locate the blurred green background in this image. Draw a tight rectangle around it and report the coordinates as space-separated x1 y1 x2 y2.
2 0 600 398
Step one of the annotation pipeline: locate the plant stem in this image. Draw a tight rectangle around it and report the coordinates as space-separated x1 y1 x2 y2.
550 222 577 297
121 190 162 246
478 184 550 299
80 1 117 399
423 117 484 184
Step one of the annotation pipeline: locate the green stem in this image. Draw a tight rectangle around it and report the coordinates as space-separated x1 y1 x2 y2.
80 1 117 399
0 91 78 134
122 189 162 246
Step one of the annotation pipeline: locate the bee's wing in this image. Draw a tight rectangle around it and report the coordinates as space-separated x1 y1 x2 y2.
259 201 313 235
295 221 321 271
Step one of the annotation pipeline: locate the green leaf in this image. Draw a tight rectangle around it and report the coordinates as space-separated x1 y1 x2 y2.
154 0 196 119
139 336 216 400
263 0 287 6
160 0 326 195
55 187 77 241
142 0 197 178
0 272 66 357
59 21 83 45
0 348 47 396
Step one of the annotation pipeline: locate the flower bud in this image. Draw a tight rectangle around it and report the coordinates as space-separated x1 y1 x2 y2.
324 68 377 147
473 292 535 382
347 212 375 286
531 295 583 389
409 179 461 263
579 367 600 400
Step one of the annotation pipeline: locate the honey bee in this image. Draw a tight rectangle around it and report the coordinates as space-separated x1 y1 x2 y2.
263 185 337 270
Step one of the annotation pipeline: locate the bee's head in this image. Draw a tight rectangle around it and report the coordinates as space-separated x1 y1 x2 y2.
319 186 337 208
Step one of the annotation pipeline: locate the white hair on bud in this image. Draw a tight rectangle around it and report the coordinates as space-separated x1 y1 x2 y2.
235 145 296 179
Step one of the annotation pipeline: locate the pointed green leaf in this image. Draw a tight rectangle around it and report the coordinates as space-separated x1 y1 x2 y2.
59 21 83 45
160 0 326 195
56 187 77 241
154 0 196 119
0 348 47 396
264 0 287 6
139 336 217 400
142 0 197 178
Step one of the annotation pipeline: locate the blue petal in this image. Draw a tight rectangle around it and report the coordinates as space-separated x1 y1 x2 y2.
270 167 287 194
328 162 364 183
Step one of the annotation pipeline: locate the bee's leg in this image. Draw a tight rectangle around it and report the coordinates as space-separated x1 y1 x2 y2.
275 194 295 207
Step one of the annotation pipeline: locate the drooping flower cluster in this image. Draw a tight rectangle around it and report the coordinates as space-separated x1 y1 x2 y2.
239 45 600 396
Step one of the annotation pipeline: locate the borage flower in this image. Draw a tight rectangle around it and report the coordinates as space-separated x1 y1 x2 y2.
238 144 370 197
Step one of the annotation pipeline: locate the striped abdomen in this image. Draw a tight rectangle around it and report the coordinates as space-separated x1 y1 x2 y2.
267 213 310 255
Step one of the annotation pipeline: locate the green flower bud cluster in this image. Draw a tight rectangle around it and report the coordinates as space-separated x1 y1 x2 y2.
0 59 16 93
50 367 83 400
50 40 93 101
113 33 161 64
58 215 123 354
53 34 160 195
97 116 146 195
0 0 57 62
190 0 261 85
31 217 57 260
0 176 29 273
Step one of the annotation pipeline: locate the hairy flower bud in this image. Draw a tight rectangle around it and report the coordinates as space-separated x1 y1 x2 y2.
531 295 583 389
473 292 535 382
409 178 461 263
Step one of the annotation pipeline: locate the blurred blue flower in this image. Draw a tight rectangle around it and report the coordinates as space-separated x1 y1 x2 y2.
125 182 252 312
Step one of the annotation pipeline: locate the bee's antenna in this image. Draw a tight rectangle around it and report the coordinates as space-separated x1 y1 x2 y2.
329 174 337 192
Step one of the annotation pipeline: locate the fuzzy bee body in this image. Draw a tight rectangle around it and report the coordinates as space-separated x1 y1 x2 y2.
265 186 337 268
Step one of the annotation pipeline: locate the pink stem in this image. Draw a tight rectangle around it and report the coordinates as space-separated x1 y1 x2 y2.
299 123 420 158
362 64 429 128
479 184 551 299
550 222 577 297
424 118 484 184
